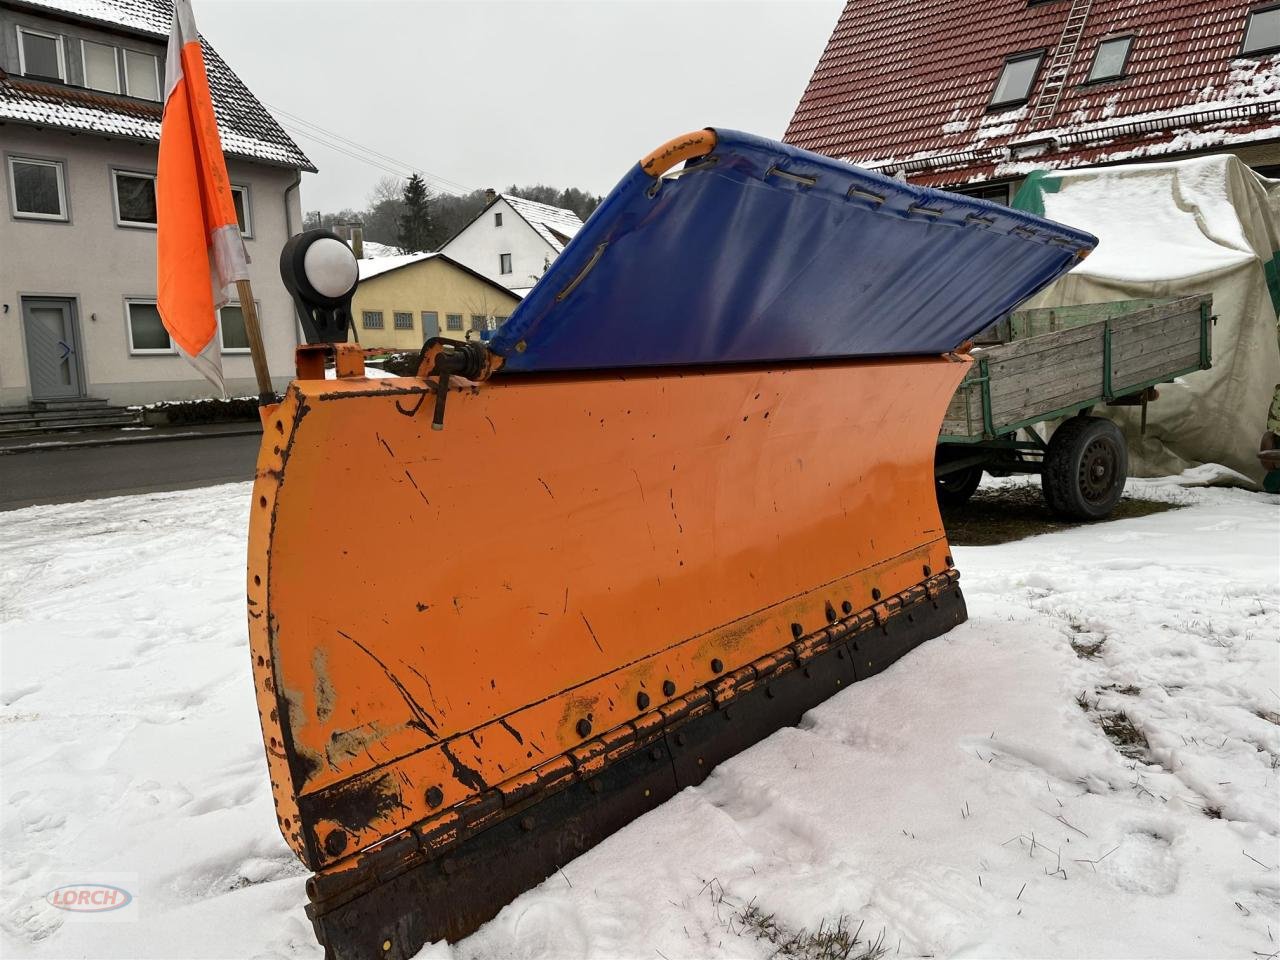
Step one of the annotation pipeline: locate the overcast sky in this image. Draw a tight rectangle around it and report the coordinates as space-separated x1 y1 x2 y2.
196 1 843 214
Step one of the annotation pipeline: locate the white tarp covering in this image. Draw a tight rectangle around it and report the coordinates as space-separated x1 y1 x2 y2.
1021 154 1280 484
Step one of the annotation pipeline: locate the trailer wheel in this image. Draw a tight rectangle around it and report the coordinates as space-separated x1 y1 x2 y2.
936 464 983 506
1042 416 1127 521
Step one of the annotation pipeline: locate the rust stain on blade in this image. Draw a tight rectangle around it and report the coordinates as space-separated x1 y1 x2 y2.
312 647 336 722
316 772 405 833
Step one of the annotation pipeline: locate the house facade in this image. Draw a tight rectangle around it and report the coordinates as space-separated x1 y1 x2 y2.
439 192 583 295
351 252 521 352
786 1 1280 203
0 0 313 408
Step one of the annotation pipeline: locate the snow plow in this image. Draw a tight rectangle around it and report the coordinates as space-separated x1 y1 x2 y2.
249 129 1095 959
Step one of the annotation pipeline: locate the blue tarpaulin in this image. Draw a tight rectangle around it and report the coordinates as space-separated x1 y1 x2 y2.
489 129 1096 372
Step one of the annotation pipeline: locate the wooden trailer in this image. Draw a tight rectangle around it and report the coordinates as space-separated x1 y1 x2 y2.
936 295 1214 520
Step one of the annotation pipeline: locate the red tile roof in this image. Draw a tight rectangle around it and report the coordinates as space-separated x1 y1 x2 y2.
785 0 1280 187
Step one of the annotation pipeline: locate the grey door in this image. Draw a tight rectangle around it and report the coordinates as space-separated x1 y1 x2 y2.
22 298 84 400
422 311 440 338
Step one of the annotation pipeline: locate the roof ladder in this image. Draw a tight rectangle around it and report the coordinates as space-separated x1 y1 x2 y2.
1029 0 1093 127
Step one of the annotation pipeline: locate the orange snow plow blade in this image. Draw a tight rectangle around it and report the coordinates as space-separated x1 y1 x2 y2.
249 353 967 956
249 131 1094 958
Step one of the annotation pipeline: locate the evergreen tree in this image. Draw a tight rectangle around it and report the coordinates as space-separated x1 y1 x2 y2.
396 174 433 253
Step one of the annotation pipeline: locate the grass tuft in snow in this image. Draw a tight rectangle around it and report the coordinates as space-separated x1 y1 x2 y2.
1101 684 1142 697
732 902 887 960
1076 692 1153 762
1098 711 1151 761
1070 636 1106 659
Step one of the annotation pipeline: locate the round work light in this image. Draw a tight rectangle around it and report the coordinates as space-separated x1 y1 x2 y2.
279 229 361 344
302 237 359 300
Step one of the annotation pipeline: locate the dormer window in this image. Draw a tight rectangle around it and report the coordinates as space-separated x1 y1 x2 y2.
1244 6 1280 55
124 49 160 100
1087 36 1133 82
16 26 163 101
82 40 120 93
17 26 65 82
991 52 1043 107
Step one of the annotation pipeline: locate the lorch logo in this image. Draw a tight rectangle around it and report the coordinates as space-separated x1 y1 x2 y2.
45 883 133 913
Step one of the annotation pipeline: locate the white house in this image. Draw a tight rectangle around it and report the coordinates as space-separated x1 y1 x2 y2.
439 192 583 295
0 0 313 413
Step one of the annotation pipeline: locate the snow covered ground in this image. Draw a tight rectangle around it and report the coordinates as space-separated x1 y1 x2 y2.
1 474 1277 959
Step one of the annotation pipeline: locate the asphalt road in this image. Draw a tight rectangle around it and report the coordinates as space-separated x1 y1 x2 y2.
0 433 261 511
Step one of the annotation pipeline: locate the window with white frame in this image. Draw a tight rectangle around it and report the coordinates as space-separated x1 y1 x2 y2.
112 169 157 227
231 185 252 237
8 156 68 221
393 311 414 330
218 303 252 352
81 39 120 93
499 253 513 275
470 315 487 332
446 313 463 331
126 300 173 353
1244 6 1280 55
1087 36 1132 82
17 26 64 82
123 48 160 100
494 315 509 327
991 52 1043 107
362 310 384 329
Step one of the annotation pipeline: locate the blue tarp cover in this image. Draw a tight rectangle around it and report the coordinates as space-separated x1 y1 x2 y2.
489 129 1096 372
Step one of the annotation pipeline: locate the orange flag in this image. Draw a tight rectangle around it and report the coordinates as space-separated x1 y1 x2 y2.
156 0 248 394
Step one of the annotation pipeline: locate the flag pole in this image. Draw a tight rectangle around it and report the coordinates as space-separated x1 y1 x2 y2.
235 278 274 399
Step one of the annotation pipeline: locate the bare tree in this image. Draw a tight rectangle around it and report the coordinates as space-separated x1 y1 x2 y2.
366 175 404 208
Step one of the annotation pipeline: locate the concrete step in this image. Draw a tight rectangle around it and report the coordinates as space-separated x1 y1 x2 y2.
0 407 132 424
0 414 141 438
0 398 139 436
28 396 111 410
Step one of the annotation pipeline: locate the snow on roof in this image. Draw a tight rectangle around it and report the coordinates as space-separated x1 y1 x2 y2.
357 252 436 281
0 0 313 171
786 0 1280 187
501 194 583 253
16 0 170 34
358 240 400 259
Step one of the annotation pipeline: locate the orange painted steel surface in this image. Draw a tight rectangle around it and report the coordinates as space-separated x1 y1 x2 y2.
247 354 970 871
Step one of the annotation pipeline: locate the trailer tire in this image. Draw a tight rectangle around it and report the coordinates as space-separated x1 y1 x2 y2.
1042 416 1127 521
936 464 983 506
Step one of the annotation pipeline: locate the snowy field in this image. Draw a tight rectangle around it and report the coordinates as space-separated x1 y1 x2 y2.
2 473 1278 959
